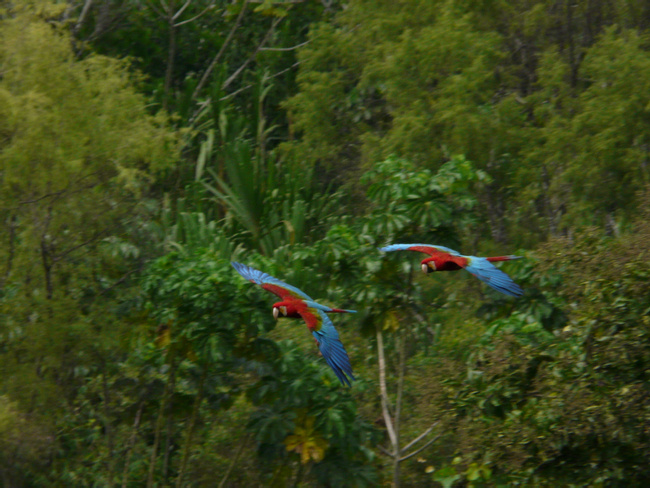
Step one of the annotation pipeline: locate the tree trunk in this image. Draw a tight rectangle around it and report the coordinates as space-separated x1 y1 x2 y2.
147 359 178 488
102 365 115 487
176 368 207 487
163 20 176 110
121 402 144 488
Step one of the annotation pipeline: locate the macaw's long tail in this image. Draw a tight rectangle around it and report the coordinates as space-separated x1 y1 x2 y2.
329 308 357 314
486 255 523 262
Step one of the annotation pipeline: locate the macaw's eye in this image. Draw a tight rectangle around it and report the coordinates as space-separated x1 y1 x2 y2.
272 307 279 319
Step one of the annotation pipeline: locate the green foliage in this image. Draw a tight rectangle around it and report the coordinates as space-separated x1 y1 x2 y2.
362 155 489 242
0 396 53 486
198 107 341 255
2 0 650 486
435 212 650 487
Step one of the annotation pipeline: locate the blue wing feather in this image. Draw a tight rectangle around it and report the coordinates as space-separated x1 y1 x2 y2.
311 311 355 387
379 243 461 256
464 257 523 297
231 262 312 300
233 262 355 385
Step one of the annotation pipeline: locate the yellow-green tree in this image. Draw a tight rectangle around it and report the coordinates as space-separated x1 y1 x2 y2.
0 2 179 479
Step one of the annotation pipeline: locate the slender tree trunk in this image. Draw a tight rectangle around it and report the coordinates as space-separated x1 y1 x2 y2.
291 461 304 488
217 433 249 488
40 238 53 300
1 214 17 288
103 365 115 487
121 402 144 488
162 405 175 482
147 359 178 488
377 324 439 487
193 0 249 99
164 20 177 110
392 332 406 488
175 369 207 487
377 326 400 487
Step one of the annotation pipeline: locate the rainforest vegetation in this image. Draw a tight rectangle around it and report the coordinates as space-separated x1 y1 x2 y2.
1 0 650 486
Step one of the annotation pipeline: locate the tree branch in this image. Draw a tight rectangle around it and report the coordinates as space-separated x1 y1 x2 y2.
259 40 310 51
377 326 398 450
172 0 193 21
218 433 250 488
121 402 144 488
174 1 216 27
51 230 109 264
376 444 393 457
146 0 167 20
221 15 283 90
193 0 249 98
399 434 441 462
401 422 439 453
218 61 299 102
74 0 95 33
394 331 406 455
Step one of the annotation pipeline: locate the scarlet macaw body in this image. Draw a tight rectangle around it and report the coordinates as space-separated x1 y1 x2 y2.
231 262 356 386
380 243 523 297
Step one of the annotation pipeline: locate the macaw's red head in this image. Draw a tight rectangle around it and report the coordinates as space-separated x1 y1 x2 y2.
272 304 287 319
421 257 437 273
272 301 301 319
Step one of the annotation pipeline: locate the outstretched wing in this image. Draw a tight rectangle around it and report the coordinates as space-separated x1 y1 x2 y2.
379 243 461 256
232 262 312 300
464 257 523 297
298 307 355 387
305 300 357 314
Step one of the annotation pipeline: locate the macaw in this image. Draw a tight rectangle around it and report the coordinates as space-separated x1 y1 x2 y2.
380 243 523 297
231 262 356 386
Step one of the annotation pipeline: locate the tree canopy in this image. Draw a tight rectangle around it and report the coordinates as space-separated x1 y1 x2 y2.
1 0 649 486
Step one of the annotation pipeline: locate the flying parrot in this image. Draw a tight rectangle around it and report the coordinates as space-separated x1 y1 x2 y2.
379 244 523 297
231 262 356 386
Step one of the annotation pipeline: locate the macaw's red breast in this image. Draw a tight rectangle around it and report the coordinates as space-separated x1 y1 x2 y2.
273 300 302 318
422 255 467 271
273 299 323 332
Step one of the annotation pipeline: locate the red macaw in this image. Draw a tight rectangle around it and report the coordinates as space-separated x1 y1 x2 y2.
232 262 356 386
380 243 523 297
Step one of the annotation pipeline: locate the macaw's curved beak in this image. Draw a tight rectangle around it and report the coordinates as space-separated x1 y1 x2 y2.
422 261 436 273
273 306 287 319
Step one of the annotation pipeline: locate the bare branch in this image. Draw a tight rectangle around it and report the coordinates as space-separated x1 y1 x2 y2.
172 0 193 21
99 267 142 297
145 0 167 20
218 61 299 101
52 230 109 264
377 445 392 457
259 40 310 52
222 15 283 90
121 402 144 488
174 2 216 27
159 0 170 16
377 327 398 450
401 422 439 453
18 191 67 206
394 332 406 456
217 433 251 488
1 215 17 288
74 0 95 33
193 0 250 98
399 434 441 463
